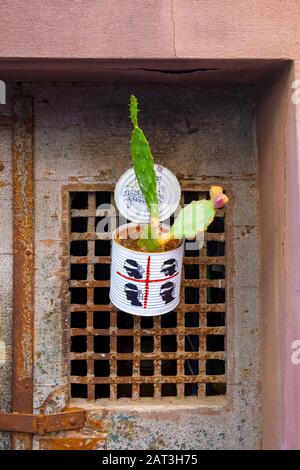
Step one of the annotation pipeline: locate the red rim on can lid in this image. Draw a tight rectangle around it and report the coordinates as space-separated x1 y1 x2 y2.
114 164 181 224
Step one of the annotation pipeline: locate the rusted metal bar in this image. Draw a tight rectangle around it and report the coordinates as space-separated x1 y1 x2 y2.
70 255 225 265
69 279 225 288
132 316 141 400
109 311 118 400
69 303 226 312
70 232 226 241
87 192 96 402
71 209 115 217
12 96 34 449
153 316 161 399
70 255 111 264
70 351 226 360
0 409 85 434
70 326 226 336
70 208 225 219
70 375 226 384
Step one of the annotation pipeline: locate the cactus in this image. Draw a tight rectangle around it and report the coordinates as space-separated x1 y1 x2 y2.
128 96 229 252
130 95 160 251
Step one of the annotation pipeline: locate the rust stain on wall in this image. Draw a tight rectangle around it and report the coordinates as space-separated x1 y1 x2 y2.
240 225 255 237
40 239 56 247
42 171 55 179
11 96 34 450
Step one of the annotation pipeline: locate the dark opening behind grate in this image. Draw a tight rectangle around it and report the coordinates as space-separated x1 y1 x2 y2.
69 189 227 400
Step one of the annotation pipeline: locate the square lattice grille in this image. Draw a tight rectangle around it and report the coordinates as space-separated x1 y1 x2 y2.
68 188 227 400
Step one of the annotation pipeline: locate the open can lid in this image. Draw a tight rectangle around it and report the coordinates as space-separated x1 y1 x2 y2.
114 164 181 224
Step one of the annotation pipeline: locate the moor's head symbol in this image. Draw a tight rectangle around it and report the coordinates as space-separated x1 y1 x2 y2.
124 259 144 279
161 258 178 277
160 281 175 305
124 282 143 307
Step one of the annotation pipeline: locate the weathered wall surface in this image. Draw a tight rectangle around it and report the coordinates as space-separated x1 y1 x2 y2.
0 1 299 59
22 82 261 449
0 89 13 450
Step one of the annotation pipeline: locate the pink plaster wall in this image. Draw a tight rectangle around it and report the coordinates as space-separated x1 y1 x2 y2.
257 62 300 450
0 1 300 59
256 68 288 450
282 61 300 449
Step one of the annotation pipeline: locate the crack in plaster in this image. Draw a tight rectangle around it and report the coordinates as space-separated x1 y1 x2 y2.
171 0 177 58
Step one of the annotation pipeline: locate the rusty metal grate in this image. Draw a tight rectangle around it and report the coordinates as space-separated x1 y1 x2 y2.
68 188 227 401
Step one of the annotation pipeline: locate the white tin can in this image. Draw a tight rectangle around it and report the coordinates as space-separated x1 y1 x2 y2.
110 223 184 316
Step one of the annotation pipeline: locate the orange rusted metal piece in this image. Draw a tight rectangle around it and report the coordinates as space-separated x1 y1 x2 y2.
12 96 35 449
0 409 86 434
39 436 105 451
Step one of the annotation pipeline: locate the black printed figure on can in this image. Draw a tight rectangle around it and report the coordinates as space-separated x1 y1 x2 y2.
124 259 145 279
160 281 175 304
161 258 178 276
124 283 143 307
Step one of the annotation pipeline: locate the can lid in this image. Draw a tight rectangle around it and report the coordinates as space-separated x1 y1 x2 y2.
114 164 181 224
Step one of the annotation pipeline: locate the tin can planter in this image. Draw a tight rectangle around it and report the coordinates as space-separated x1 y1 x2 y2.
110 223 184 316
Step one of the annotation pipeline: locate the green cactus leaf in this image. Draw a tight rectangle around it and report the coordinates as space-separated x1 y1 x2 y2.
129 96 160 251
172 200 216 240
